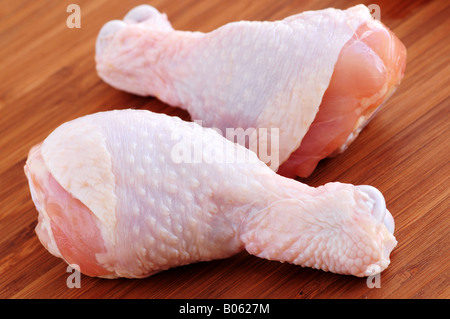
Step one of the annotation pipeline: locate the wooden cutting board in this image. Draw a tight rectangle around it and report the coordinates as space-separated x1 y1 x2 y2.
0 0 448 299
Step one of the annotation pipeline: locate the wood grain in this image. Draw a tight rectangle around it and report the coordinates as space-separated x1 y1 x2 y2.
0 0 449 299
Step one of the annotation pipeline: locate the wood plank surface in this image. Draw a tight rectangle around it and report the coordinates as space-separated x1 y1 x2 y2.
0 0 449 299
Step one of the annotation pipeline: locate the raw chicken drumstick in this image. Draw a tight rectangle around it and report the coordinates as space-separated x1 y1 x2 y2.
95 4 406 178
25 109 396 278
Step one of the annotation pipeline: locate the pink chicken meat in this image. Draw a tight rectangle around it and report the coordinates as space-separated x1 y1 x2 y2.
25 109 396 278
95 4 406 177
